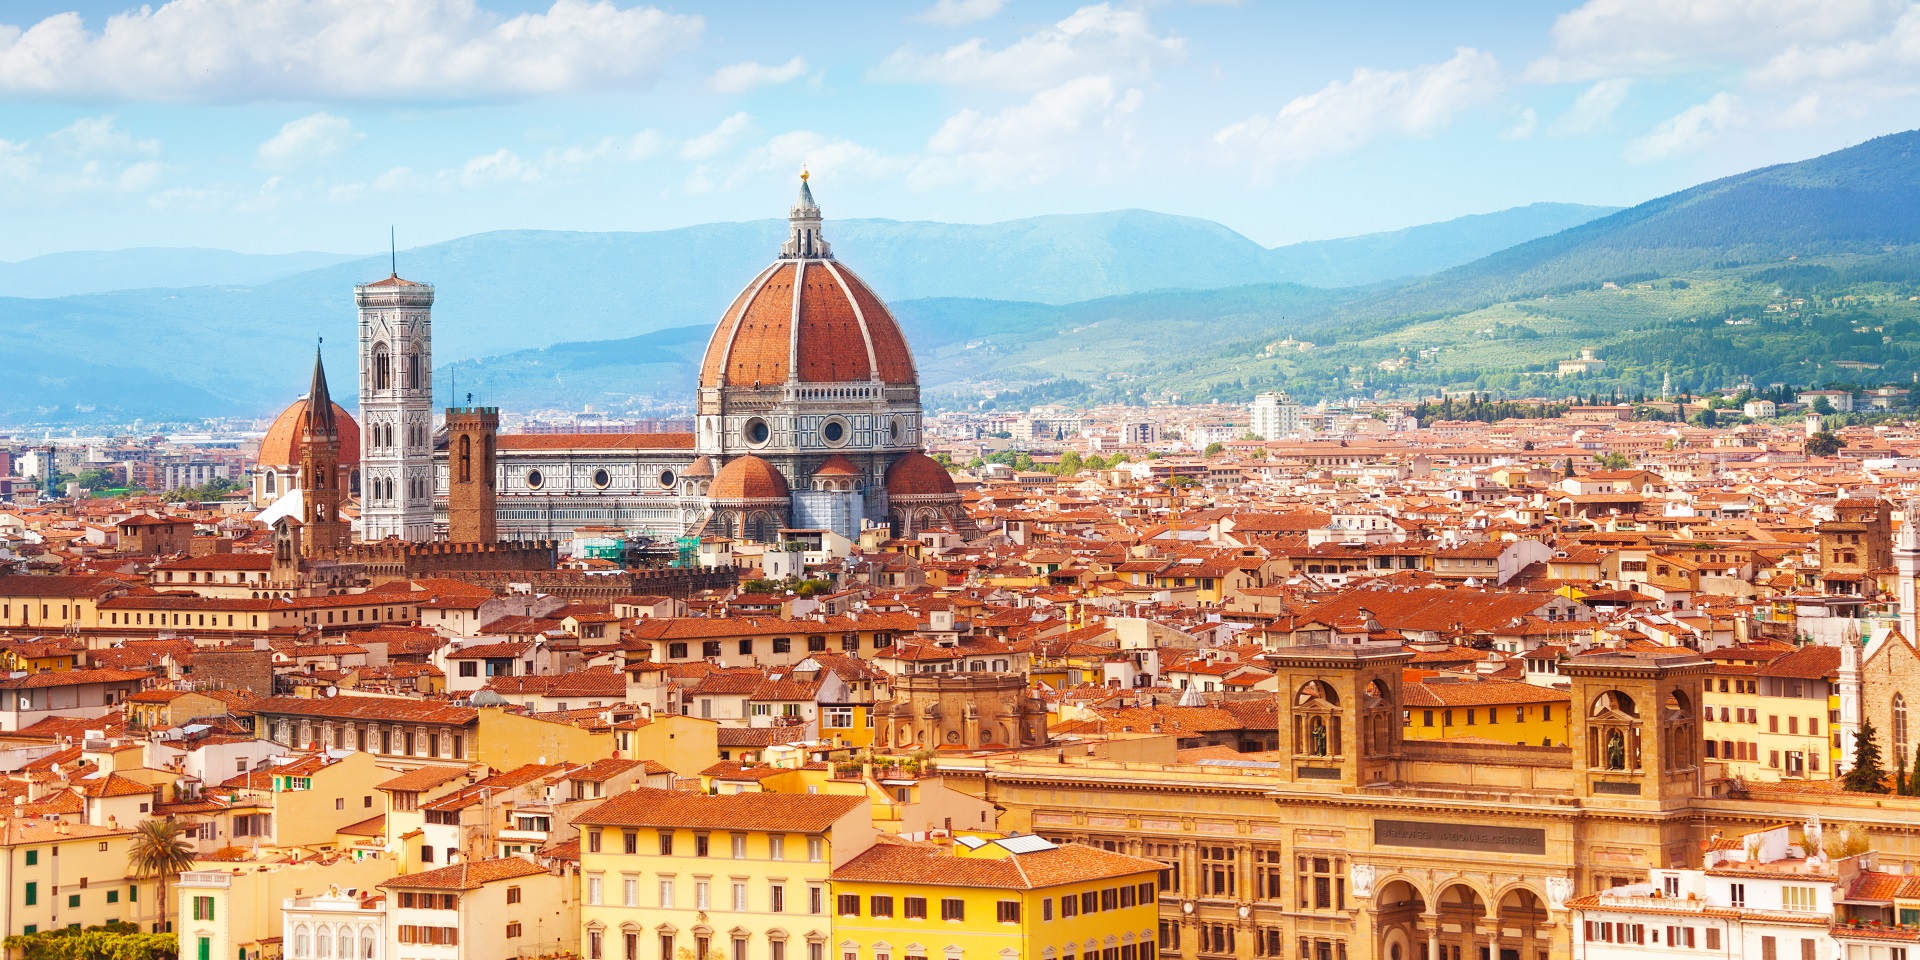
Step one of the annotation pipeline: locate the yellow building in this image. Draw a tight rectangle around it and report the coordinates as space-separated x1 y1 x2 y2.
830 834 1163 960
573 788 874 960
1699 643 1837 781
0 818 161 947
1401 680 1571 747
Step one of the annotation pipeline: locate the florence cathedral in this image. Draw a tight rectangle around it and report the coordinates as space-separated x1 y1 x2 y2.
251 175 970 547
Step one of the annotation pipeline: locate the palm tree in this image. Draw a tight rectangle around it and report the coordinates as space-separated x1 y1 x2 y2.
128 819 197 934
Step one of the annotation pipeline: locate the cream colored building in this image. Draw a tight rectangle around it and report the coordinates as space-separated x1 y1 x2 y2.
0 818 159 949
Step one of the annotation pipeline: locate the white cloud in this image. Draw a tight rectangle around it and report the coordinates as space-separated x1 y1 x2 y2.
1625 92 1745 162
0 0 704 101
685 129 905 195
709 56 809 94
459 149 541 187
680 112 755 161
876 3 1184 92
257 113 363 170
916 0 1007 27
913 75 1144 189
0 115 165 205
1502 108 1538 140
1527 0 1902 84
1213 48 1501 173
1549 78 1632 136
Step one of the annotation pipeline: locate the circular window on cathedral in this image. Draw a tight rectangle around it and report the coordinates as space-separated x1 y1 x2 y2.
821 417 848 447
592 468 611 490
525 469 544 490
889 418 903 442
659 469 677 489
744 418 771 446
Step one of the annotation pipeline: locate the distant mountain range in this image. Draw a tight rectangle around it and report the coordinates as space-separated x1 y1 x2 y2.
0 201 1618 423
17 127 1920 424
0 247 363 298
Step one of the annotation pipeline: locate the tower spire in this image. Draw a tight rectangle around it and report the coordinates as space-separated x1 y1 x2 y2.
306 344 337 436
780 170 831 260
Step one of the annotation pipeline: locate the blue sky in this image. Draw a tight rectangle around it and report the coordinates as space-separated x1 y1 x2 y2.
2 0 1918 260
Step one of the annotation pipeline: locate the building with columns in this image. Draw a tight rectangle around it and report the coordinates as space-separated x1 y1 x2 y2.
918 643 1920 960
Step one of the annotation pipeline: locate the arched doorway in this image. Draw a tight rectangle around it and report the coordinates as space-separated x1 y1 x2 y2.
1436 884 1488 960
1375 880 1425 960
1495 888 1549 960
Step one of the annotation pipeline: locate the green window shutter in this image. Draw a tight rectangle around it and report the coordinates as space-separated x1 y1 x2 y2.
25 850 36 866
24 882 35 906
68 894 79 908
129 885 138 903
22 926 34 935
198 938 211 960
108 890 119 904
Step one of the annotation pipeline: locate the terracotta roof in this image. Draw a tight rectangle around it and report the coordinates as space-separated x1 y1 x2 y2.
259 397 360 468
495 433 694 452
886 453 958 499
1756 644 1842 680
700 256 916 389
249 694 476 725
378 857 548 890
831 840 1160 889
710 456 790 501
376 766 470 793
574 787 863 832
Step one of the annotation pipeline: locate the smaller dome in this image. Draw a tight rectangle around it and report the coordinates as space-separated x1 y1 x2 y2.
259 397 361 468
683 455 716 479
814 455 861 477
710 455 791 501
885 452 957 498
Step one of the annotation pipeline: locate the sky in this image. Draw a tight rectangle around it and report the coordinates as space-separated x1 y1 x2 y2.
2 0 1919 261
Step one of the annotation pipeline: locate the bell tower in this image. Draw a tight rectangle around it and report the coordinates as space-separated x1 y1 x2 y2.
356 271 436 542
1268 645 1411 788
1563 650 1709 804
1896 498 1920 642
299 348 349 559
445 406 499 544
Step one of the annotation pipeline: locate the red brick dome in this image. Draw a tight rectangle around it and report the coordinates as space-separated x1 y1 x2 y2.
885 452 957 498
259 398 359 468
814 454 862 477
699 180 916 390
709 455 790 500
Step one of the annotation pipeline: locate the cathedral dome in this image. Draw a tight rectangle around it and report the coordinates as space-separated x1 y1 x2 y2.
814 454 862 478
885 452 957 498
709 455 790 501
698 178 916 390
259 397 360 468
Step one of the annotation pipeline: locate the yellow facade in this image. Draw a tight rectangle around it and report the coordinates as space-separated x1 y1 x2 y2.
821 703 875 749
477 706 613 771
0 820 160 949
574 791 874 960
1402 696 1569 747
830 837 1163 960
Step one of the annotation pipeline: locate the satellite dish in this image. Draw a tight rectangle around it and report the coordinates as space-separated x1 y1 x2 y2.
325 687 338 698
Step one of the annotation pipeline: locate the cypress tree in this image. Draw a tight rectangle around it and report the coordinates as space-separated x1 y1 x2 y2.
1845 718 1891 793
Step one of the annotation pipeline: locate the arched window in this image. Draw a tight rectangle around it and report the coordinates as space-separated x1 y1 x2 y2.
406 345 423 390
294 927 311 959
265 471 276 494
458 435 472 483
315 925 330 960
1897 694 1909 757
372 343 391 391
336 929 351 960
